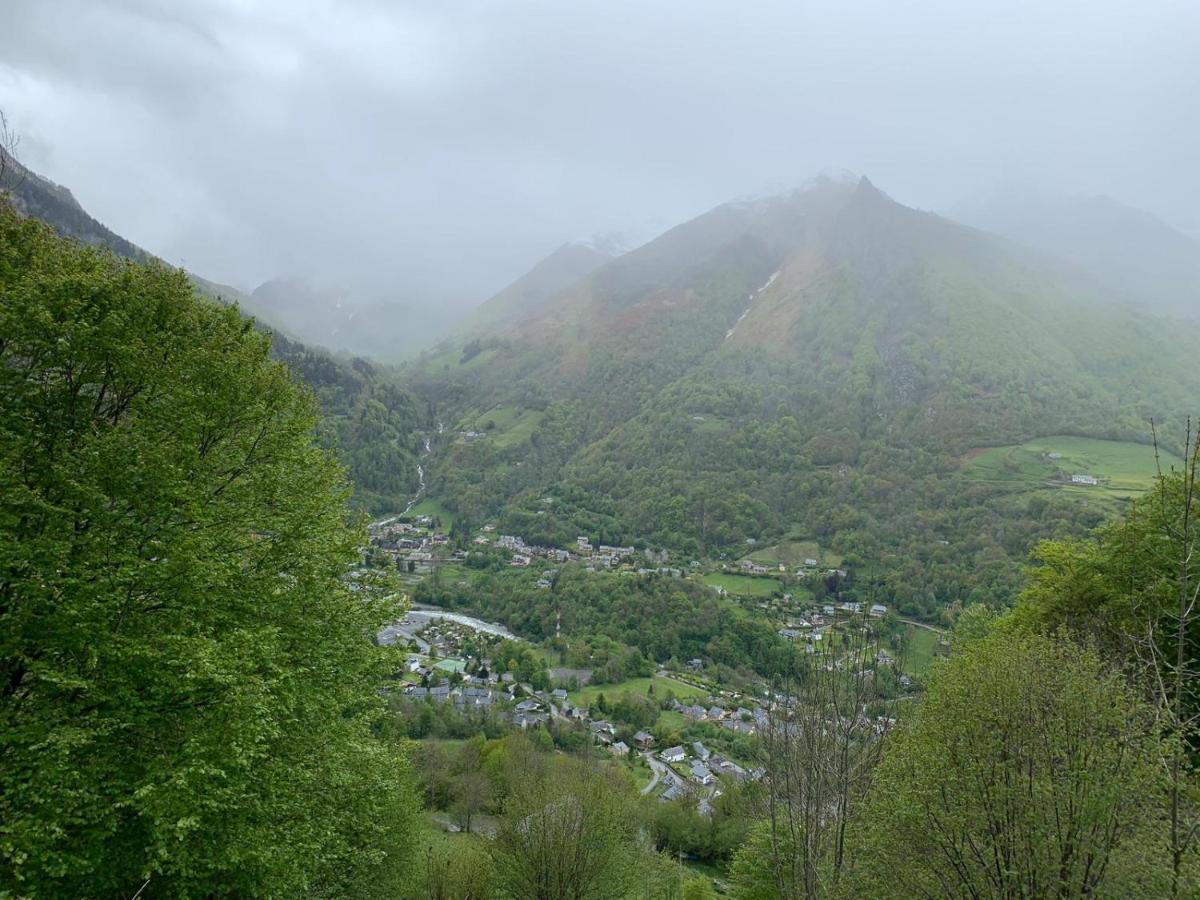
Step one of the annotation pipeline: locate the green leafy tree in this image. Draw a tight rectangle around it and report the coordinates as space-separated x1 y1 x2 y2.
0 206 416 897
491 757 641 899
845 630 1172 898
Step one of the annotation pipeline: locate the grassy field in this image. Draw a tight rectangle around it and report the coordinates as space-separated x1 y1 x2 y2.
409 498 455 530
465 405 546 449
568 675 709 708
701 572 783 597
902 625 940 675
690 415 732 435
654 709 690 733
964 435 1181 497
749 538 843 568
431 563 469 583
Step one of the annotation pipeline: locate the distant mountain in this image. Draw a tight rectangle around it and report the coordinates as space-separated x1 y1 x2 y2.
249 276 455 362
437 175 1196 445
950 185 1200 318
1 148 427 514
462 240 618 331
421 174 1200 614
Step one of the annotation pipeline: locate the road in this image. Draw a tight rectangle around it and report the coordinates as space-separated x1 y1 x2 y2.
641 751 674 796
898 617 946 635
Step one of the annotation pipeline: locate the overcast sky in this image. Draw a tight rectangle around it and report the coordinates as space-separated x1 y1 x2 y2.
1 0 1197 309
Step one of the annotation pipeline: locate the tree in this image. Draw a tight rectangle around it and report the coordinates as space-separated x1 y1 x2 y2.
0 206 416 897
407 839 496 900
742 615 897 898
452 770 493 834
491 757 641 900
845 630 1171 898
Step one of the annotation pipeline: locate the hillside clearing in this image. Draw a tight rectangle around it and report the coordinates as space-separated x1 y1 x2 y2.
963 435 1181 495
568 675 709 708
408 498 455 530
462 405 546 449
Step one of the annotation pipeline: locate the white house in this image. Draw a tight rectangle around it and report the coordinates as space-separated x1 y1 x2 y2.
661 745 686 763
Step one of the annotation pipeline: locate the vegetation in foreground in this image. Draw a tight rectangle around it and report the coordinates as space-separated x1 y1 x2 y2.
0 205 417 897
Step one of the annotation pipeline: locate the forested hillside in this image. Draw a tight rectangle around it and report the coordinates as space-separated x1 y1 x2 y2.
417 175 1200 615
952 184 1200 319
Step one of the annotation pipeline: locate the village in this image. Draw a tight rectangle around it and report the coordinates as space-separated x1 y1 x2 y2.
364 504 939 830
365 509 924 662
367 512 859 595
378 609 775 813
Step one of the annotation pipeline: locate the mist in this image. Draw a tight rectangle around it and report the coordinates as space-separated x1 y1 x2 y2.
2 0 1197 314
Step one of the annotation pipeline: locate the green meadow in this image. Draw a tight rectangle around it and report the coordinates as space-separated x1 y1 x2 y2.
965 435 1181 497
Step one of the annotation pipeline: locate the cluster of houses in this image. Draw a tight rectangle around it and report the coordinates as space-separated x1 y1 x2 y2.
479 531 671 573
367 515 452 573
773 603 889 651
729 556 850 582
658 739 764 804
672 698 768 736
494 534 571 568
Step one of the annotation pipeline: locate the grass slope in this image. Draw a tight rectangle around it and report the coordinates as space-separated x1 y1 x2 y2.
463 405 546 449
965 435 1182 495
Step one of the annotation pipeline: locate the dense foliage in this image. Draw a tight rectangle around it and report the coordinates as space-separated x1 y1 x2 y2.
845 631 1171 897
271 333 427 514
0 206 416 898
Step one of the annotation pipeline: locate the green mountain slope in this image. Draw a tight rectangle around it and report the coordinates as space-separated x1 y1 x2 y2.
423 175 1200 614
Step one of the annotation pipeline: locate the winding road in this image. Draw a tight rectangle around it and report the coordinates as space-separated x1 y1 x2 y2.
641 752 673 796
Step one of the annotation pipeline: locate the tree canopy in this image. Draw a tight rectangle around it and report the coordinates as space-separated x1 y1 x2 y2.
845 630 1171 898
0 204 415 897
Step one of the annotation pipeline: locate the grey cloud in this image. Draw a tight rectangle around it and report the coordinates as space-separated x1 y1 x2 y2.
1 0 1197 310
